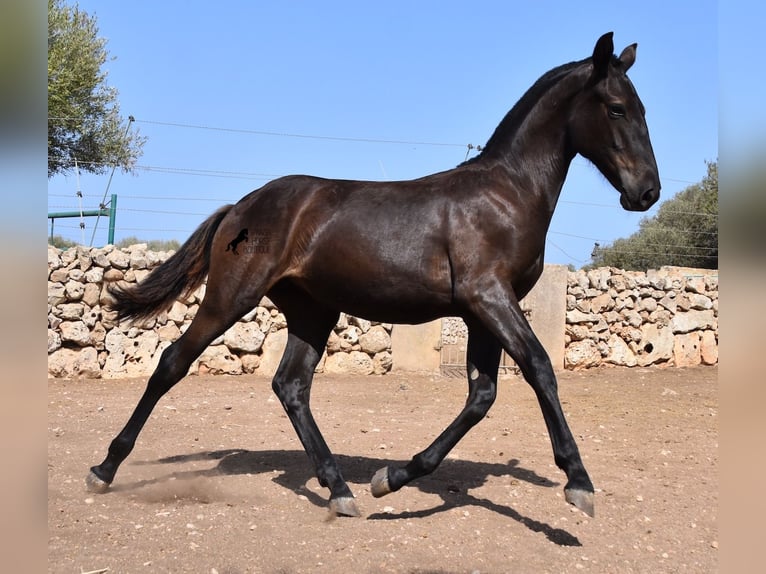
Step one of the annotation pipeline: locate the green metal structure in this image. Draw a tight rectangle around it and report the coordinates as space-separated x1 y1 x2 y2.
48 194 118 246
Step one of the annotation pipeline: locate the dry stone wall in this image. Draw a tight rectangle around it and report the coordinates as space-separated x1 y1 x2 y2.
563 267 718 369
47 244 393 379
48 245 718 379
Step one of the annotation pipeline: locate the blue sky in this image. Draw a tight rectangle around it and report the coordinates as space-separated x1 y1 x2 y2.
47 1 718 267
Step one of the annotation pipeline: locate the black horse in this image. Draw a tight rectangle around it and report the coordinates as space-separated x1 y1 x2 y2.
87 32 659 519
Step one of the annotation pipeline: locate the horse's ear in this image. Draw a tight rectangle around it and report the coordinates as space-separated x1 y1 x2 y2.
619 43 637 72
592 32 614 78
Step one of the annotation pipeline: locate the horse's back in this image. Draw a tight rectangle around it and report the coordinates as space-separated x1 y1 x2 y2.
209 174 458 321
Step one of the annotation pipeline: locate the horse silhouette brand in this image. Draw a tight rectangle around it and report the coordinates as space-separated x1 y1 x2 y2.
225 228 249 254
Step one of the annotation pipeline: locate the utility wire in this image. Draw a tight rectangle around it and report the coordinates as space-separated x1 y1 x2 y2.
89 116 134 246
132 118 470 148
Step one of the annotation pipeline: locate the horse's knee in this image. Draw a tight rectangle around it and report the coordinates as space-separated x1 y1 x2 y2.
464 380 497 424
271 376 307 413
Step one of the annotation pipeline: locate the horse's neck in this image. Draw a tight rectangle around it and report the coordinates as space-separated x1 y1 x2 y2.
478 69 586 216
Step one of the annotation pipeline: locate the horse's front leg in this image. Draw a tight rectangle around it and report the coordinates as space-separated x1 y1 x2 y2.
371 322 502 499
471 284 595 516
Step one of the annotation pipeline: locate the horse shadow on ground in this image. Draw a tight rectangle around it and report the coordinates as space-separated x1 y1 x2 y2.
119 448 580 546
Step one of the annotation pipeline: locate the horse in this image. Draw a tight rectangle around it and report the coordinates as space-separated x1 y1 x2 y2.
86 32 659 519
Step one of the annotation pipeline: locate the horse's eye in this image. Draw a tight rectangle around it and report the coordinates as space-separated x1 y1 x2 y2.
608 104 626 119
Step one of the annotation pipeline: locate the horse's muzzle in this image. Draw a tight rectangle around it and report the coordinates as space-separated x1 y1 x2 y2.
620 183 660 212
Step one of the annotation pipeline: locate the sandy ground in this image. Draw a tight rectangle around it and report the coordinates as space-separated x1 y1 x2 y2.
48 365 717 573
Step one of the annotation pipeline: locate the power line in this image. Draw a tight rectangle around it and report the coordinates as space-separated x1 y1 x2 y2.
49 166 718 219
546 238 585 264
49 116 472 149
134 164 279 181
550 229 718 244
558 199 717 218
133 118 471 148
50 193 719 225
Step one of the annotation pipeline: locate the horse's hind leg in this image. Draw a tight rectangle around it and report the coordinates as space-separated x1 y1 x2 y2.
86 296 256 492
267 296 359 516
371 322 502 500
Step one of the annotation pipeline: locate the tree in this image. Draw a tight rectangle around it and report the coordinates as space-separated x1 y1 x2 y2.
589 161 718 270
115 236 181 252
48 0 145 177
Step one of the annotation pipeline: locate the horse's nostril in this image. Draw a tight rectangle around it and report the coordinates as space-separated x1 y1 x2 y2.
641 188 656 207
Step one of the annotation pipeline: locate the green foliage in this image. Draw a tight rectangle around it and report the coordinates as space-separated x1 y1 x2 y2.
115 236 181 252
47 0 145 177
588 162 718 271
48 234 78 249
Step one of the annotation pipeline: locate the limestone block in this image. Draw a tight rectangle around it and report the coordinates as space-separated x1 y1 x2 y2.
590 292 614 313
688 294 713 310
324 351 374 375
59 320 91 346
68 268 84 282
348 315 372 333
326 330 342 353
82 307 100 328
587 268 610 290
125 331 160 365
48 329 61 353
48 346 101 378
373 351 393 374
639 297 658 313
107 249 130 269
604 335 638 367
223 322 266 353
48 245 62 269
49 269 69 282
673 332 701 367
566 309 599 324
90 322 106 349
198 345 243 375
700 331 718 365
685 276 706 294
64 280 84 301
91 250 111 268
340 326 361 345
82 283 101 307
129 251 148 270
167 301 188 324
359 326 391 354
636 324 674 366
622 310 643 328
566 324 590 341
102 268 124 282
672 310 715 334
240 353 261 374
256 329 288 377
58 303 84 320
564 340 601 370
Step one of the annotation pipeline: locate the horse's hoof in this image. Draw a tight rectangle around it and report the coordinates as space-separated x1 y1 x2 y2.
85 470 111 494
329 496 360 518
371 466 391 498
565 488 595 517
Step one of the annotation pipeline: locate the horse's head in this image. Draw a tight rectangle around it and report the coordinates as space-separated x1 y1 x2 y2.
569 32 660 211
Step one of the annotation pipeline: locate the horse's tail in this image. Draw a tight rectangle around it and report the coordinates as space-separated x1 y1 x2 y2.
107 204 234 323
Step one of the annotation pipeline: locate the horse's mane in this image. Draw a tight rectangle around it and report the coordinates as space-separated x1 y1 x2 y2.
461 57 589 166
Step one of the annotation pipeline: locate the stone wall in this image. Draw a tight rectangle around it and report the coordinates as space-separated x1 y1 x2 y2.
48 245 718 379
47 244 392 379
439 266 718 372
563 266 718 369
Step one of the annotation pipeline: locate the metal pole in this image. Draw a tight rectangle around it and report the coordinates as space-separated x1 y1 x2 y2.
108 194 117 245
90 115 134 246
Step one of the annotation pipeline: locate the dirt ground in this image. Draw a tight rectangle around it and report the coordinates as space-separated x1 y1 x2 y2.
48 365 718 574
